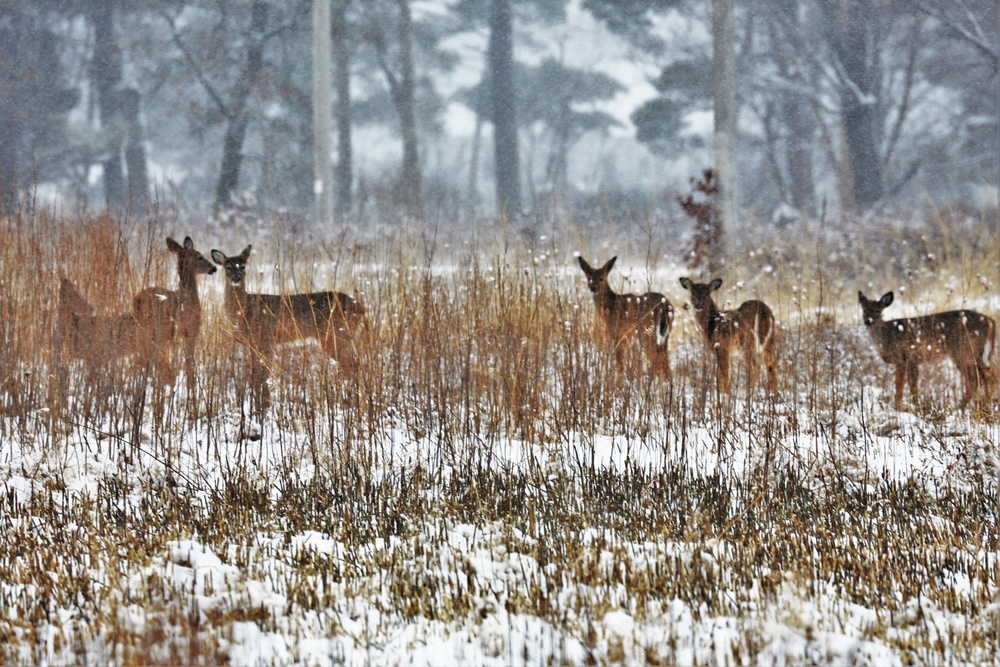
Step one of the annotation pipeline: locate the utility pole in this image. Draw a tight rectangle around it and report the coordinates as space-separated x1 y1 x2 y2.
712 0 737 231
313 0 334 226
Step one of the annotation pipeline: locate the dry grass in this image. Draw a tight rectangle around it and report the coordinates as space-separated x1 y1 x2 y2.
0 208 997 664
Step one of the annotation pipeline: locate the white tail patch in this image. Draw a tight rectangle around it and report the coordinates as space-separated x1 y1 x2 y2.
656 315 669 346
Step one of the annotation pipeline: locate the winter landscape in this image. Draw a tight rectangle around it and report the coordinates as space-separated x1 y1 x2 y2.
0 210 997 666
1 0 998 665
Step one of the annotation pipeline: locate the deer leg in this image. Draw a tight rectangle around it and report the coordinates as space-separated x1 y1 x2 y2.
981 361 997 403
715 347 731 394
640 332 670 380
893 364 906 407
249 343 271 412
184 337 196 397
763 338 778 394
957 365 975 409
326 332 359 375
905 361 920 405
743 340 759 390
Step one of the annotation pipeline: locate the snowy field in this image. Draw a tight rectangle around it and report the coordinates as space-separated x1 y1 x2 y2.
0 214 998 666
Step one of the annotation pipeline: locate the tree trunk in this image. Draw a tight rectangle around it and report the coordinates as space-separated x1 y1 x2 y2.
215 1 268 212
395 0 420 216
467 112 483 215
122 88 149 212
90 0 125 211
823 0 885 212
769 3 816 214
332 0 353 218
488 0 520 216
0 10 25 214
312 0 333 225
711 0 735 245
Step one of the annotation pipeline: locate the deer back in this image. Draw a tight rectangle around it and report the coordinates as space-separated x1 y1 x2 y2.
242 289 366 347
58 279 142 362
578 255 672 340
871 310 994 366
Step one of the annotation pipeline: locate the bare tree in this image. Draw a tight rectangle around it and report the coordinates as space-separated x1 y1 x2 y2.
368 0 422 217
488 0 520 216
332 0 353 218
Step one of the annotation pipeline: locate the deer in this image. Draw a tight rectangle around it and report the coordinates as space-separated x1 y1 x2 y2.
577 256 673 379
858 291 996 409
679 277 777 394
132 237 217 392
210 245 368 408
57 278 165 376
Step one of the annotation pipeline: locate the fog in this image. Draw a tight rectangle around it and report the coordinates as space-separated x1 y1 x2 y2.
0 0 996 230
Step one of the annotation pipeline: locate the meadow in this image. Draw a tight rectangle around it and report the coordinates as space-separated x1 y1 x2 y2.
0 208 997 665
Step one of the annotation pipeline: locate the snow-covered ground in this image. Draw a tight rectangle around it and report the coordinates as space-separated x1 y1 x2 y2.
2 342 997 665
1 214 998 665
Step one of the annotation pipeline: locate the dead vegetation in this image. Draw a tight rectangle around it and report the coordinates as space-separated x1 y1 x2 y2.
0 208 997 664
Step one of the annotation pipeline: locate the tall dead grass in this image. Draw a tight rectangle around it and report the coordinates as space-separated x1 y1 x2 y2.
0 207 997 663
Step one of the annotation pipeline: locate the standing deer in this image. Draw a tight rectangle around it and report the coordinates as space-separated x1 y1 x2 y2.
858 291 996 408
57 278 167 376
211 245 368 408
679 277 777 394
132 237 217 391
577 256 673 379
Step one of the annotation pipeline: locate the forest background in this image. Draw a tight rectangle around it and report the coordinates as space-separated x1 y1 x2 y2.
0 0 996 234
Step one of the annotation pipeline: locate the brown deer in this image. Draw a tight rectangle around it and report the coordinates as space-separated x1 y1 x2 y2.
858 291 996 408
577 256 673 379
211 245 368 407
57 278 168 376
679 277 777 394
132 237 217 391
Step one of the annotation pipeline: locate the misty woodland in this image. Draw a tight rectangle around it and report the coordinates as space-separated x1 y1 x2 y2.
0 0 998 665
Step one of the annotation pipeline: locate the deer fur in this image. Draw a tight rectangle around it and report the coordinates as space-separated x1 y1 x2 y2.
57 278 171 378
132 236 216 391
858 291 996 408
211 245 368 408
680 277 777 394
577 256 673 379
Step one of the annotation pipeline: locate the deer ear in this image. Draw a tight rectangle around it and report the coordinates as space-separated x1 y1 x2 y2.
166 237 182 252
210 250 226 265
880 292 894 307
184 236 194 249
603 256 617 272
858 291 866 304
577 256 592 272
240 245 253 259
709 278 723 291
679 277 692 290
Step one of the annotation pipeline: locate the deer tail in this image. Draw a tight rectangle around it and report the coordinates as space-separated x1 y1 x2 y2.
655 303 670 347
755 310 774 356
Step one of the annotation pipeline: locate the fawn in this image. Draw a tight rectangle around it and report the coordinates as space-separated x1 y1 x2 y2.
858 291 996 408
57 278 166 375
210 245 368 407
679 277 777 394
577 256 673 379
132 237 217 390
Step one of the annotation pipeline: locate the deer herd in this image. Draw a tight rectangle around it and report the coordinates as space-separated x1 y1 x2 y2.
55 238 996 412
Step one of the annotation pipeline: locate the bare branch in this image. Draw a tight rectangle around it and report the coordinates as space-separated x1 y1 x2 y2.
157 8 233 119
916 0 999 73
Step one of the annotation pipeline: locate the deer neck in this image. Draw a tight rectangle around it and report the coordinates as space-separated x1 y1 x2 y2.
224 279 249 318
177 263 200 309
695 298 722 338
866 317 895 355
593 284 618 313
